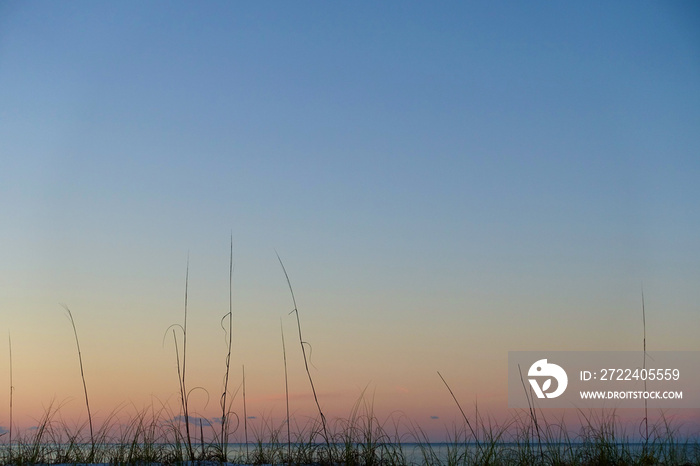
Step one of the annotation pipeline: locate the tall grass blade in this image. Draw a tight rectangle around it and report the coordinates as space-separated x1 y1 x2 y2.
642 288 650 450
219 235 234 458
182 255 193 460
437 371 481 453
243 364 249 462
168 255 194 461
281 319 291 463
275 251 330 448
63 305 94 456
8 332 13 464
518 363 543 460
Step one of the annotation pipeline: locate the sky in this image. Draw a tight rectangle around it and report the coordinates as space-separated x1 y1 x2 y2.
1 1 699 440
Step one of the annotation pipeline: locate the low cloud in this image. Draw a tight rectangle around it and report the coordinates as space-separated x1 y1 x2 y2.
430 416 439 420
172 415 213 427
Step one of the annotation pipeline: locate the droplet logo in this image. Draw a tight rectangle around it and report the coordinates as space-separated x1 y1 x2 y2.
528 359 568 399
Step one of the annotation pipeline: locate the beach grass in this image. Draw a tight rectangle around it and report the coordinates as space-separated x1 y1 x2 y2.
1 402 698 465
2 254 698 465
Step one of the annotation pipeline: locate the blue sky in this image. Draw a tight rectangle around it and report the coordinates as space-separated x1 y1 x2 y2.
1 1 699 435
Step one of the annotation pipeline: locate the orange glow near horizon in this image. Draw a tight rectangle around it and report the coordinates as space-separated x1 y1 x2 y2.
2 301 697 442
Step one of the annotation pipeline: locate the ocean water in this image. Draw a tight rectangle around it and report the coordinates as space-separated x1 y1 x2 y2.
220 441 700 464
12 440 700 465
